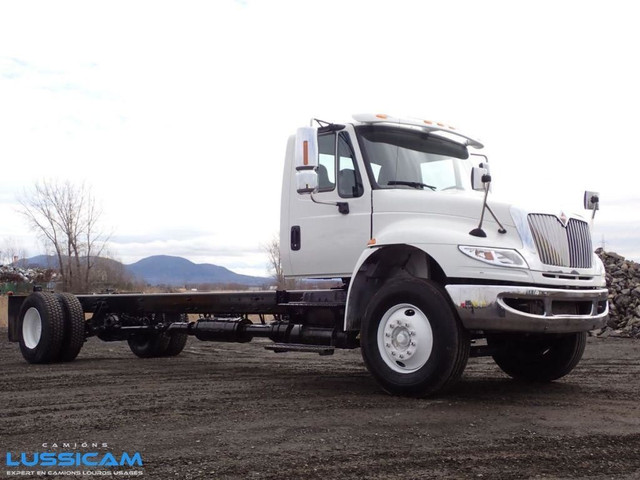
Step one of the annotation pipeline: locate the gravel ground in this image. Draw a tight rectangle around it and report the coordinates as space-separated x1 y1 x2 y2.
1 331 640 480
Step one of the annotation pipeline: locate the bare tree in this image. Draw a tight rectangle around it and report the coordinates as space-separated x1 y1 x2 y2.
264 235 298 289
264 235 285 288
19 180 109 292
0 237 26 266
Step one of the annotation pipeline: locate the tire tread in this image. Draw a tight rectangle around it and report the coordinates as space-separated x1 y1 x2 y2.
56 293 85 362
18 292 65 364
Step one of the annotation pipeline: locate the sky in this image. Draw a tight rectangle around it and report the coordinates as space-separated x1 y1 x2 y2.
1 0 639 277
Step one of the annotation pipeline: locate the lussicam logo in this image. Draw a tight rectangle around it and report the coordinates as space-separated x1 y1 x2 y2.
6 451 143 467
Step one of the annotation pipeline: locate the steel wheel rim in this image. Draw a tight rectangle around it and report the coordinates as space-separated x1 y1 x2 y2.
23 307 43 350
377 303 433 373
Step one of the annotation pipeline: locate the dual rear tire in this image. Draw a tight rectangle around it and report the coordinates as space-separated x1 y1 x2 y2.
18 292 85 364
127 314 188 358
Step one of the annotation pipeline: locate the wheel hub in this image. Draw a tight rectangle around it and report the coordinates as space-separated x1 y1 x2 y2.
22 307 43 350
386 323 416 360
378 304 433 373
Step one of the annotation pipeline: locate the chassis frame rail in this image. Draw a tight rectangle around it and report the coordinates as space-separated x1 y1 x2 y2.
7 289 347 343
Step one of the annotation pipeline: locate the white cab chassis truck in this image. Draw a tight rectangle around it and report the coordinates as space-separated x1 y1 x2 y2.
7 114 609 397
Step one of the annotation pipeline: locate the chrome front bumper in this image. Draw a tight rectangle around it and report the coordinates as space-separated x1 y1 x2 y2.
445 285 609 333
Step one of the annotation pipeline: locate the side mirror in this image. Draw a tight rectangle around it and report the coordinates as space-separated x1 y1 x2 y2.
471 164 491 191
295 126 318 194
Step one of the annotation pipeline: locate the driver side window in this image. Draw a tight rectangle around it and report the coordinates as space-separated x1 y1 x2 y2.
316 132 363 198
337 132 363 198
317 133 336 192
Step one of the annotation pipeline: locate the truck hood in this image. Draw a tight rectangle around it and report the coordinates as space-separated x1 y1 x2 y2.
370 188 604 284
372 189 516 226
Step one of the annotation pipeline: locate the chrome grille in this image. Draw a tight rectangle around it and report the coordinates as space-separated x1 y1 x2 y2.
566 218 593 268
528 214 593 268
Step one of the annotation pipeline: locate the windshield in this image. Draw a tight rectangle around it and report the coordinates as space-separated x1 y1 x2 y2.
356 125 475 192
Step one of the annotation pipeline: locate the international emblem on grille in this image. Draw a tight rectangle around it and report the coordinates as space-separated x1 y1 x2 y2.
528 214 593 268
559 211 568 227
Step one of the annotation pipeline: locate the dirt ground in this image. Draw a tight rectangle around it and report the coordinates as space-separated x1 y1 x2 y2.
0 296 7 328
1 331 639 480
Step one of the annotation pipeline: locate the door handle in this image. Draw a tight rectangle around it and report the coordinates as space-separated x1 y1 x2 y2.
291 226 301 251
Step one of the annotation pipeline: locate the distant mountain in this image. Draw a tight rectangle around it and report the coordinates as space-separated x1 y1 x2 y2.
24 254 269 287
127 255 268 286
24 255 129 273
24 255 60 269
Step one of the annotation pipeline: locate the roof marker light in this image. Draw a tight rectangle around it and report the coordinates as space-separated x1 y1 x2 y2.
351 114 484 149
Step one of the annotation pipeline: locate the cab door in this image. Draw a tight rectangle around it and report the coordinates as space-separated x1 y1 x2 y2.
288 127 372 278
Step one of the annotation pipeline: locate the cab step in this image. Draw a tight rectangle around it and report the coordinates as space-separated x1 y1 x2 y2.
264 343 335 356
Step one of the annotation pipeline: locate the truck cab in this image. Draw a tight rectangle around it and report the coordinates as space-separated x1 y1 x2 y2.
280 113 608 395
281 114 493 279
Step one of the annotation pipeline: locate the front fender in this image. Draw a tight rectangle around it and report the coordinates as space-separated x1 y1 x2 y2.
344 248 377 331
343 211 536 331
373 215 533 283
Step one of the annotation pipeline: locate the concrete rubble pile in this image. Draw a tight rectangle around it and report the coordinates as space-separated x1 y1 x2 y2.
595 249 640 339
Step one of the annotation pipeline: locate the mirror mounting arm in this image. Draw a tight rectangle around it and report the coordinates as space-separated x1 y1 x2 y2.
469 180 507 237
310 192 350 215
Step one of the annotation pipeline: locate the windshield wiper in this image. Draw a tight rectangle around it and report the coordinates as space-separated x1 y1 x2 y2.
387 180 436 191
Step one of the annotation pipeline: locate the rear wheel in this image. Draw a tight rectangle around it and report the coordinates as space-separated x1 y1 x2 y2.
489 332 587 382
127 313 188 358
162 314 188 357
56 293 85 362
163 333 188 357
18 292 65 364
360 278 469 397
127 333 171 358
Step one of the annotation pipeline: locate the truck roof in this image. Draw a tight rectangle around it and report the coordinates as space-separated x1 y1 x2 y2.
352 113 484 149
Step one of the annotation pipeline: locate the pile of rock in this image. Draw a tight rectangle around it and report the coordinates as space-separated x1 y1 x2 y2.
596 249 640 338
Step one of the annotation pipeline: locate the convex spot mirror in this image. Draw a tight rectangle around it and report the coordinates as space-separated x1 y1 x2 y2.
584 190 600 219
583 191 600 211
296 170 318 194
471 163 491 191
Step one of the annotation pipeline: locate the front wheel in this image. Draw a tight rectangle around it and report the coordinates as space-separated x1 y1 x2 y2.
488 332 587 382
360 278 469 397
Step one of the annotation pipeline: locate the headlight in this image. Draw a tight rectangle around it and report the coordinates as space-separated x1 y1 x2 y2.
459 246 528 268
